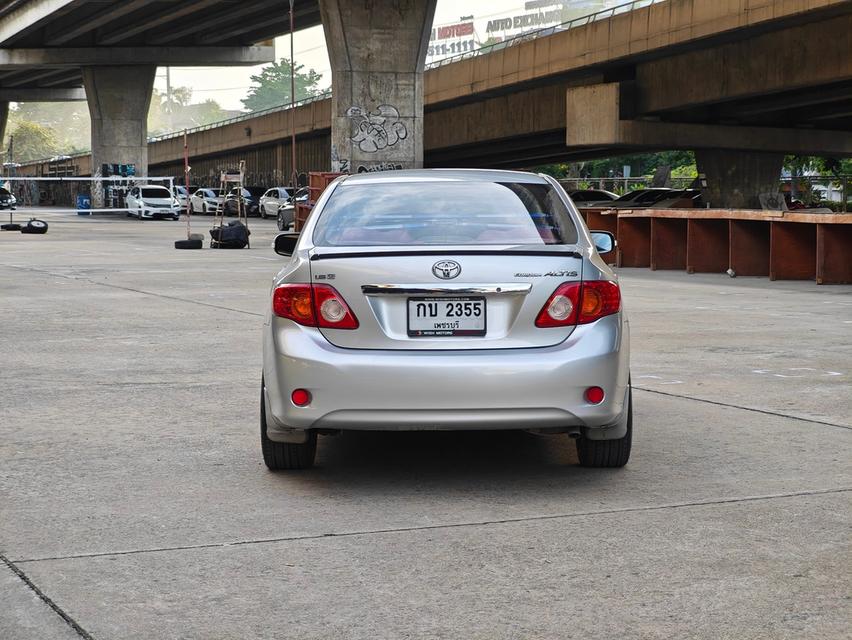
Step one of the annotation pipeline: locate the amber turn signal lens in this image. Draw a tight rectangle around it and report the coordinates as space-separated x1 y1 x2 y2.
581 287 603 317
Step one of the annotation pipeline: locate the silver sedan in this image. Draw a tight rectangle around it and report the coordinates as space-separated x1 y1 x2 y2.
262 169 631 470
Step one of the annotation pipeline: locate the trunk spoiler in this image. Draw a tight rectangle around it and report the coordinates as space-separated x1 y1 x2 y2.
310 249 583 261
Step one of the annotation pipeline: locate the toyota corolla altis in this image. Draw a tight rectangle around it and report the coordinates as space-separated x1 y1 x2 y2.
262 170 631 469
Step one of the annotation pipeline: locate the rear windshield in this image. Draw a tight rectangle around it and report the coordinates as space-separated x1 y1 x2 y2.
313 181 578 246
141 188 170 198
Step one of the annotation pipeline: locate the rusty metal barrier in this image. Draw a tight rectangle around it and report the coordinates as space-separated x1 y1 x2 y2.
580 208 852 285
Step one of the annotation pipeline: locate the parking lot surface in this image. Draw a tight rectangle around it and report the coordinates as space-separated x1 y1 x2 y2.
2 212 850 639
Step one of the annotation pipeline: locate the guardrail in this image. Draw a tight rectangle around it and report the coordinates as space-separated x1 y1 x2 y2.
146 90 333 144
427 0 667 69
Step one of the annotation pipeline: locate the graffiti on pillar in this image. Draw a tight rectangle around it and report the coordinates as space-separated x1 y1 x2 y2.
357 162 403 173
346 104 408 153
331 144 350 174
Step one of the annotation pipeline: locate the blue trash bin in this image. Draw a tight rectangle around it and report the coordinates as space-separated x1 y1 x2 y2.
76 194 91 215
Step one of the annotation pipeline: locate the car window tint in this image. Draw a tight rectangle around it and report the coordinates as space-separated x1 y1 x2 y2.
636 190 669 203
614 191 642 202
141 188 170 198
313 181 578 246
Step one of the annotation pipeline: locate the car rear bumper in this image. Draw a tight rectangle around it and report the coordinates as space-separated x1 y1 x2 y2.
262 313 630 440
141 209 179 219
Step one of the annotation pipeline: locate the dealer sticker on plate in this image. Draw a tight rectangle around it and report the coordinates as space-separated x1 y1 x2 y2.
407 297 486 337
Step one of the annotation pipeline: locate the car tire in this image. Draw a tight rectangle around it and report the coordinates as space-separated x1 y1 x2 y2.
260 379 317 470
260 207 267 220
175 238 203 249
576 384 632 468
21 219 48 234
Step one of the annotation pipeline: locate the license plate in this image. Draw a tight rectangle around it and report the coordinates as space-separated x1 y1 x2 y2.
407 297 486 337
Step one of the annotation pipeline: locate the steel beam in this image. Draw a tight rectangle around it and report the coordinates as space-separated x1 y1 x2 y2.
0 0 78 45
146 0 283 45
0 86 85 100
46 0 159 45
0 46 274 67
96 0 222 45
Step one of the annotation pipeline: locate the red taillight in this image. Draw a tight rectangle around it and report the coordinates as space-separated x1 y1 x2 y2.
536 281 620 327
272 284 358 330
313 284 359 329
535 282 580 327
578 281 621 323
273 284 315 325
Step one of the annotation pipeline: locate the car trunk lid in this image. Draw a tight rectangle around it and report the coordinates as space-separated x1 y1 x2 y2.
309 247 583 350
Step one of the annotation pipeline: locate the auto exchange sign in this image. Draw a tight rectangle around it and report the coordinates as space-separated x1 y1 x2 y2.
485 8 564 33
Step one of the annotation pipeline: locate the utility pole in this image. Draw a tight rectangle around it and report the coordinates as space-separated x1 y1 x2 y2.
290 0 298 192
166 66 173 131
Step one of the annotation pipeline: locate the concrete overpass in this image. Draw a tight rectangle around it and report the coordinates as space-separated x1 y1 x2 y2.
0 0 322 91
0 0 323 178
13 0 852 207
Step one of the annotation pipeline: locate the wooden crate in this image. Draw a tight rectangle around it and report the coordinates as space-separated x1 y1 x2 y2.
294 202 313 232
308 172 343 204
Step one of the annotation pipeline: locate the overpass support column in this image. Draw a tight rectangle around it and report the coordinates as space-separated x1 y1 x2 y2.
0 102 8 168
320 0 437 173
695 150 784 209
82 66 156 177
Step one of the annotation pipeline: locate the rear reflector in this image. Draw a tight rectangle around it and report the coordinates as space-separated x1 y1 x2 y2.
585 386 605 404
291 389 311 406
273 284 358 329
536 281 620 327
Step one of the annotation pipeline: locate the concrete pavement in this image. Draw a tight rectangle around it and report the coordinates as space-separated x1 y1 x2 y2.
1 212 850 639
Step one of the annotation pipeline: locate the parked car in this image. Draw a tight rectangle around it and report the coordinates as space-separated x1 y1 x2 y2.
610 188 674 208
276 187 309 231
173 185 198 212
0 187 17 210
125 185 181 219
223 187 266 217
261 169 631 470
259 187 292 219
653 189 703 208
189 188 224 215
567 189 619 207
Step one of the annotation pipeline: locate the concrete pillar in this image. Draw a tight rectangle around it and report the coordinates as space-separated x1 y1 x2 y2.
696 150 784 209
320 0 437 174
0 101 8 172
82 66 155 177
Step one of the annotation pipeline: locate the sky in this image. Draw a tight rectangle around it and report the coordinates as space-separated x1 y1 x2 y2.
156 0 618 111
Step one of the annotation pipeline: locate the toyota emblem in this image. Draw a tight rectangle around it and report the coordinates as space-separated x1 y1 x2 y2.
432 260 461 280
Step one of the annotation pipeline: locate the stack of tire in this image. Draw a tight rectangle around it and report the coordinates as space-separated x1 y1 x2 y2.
1 219 48 234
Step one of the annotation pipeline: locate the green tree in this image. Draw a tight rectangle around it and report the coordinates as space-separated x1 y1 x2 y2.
6 121 60 162
147 87 231 135
10 102 90 152
241 58 323 112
